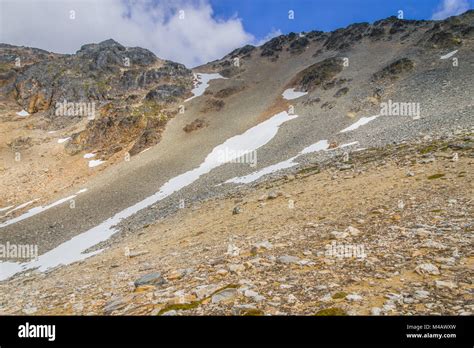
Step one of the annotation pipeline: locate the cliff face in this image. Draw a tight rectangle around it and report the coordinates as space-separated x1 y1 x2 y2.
0 39 194 156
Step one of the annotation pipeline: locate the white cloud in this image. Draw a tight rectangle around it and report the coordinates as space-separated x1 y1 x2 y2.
0 0 256 67
432 0 470 20
255 28 283 46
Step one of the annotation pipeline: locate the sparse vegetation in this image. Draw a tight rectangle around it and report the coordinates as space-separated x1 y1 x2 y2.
372 58 414 81
214 86 245 99
183 118 207 133
333 87 349 98
315 308 347 316
200 98 225 113
427 173 445 180
293 57 344 92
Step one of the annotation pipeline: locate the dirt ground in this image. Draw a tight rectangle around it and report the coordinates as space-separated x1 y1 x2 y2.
0 133 472 316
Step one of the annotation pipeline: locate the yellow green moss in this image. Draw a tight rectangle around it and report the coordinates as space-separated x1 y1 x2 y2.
314 307 347 316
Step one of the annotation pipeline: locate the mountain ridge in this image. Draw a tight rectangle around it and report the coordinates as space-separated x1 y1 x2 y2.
0 10 472 316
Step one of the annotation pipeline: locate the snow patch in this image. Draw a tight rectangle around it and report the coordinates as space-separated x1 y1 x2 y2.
0 189 87 229
340 115 380 133
226 158 298 184
282 88 308 100
226 140 329 184
16 110 29 117
300 139 329 154
440 50 458 60
88 160 105 168
57 137 71 144
83 153 96 159
339 141 360 148
3 199 39 216
185 73 226 102
0 206 14 212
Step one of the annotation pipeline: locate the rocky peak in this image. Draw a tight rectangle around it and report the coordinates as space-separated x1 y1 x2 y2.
78 39 125 53
0 39 194 157
76 39 157 69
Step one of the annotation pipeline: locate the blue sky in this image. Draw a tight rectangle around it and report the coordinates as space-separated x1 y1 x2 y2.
2 0 472 67
210 0 473 41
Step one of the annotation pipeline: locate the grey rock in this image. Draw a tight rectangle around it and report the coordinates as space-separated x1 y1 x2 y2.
267 191 279 199
145 84 186 104
232 206 242 215
421 240 448 250
435 280 457 289
415 263 440 275
193 284 222 300
277 255 300 264
211 288 239 304
371 307 382 315
346 294 363 301
414 290 430 300
104 297 126 314
134 272 166 287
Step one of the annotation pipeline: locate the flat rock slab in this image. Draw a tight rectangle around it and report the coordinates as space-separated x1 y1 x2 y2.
134 272 165 287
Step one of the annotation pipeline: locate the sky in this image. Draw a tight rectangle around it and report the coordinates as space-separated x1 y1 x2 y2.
0 0 472 67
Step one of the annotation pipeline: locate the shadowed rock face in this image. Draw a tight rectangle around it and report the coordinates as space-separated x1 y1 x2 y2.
145 84 187 104
324 23 370 51
372 58 415 82
2 39 193 118
76 39 157 69
0 39 193 157
292 57 344 92
418 10 474 48
254 10 472 62
288 36 310 54
260 36 288 57
0 44 63 90
226 45 256 59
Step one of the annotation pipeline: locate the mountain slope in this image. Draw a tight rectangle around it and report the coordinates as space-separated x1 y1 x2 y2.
0 11 472 315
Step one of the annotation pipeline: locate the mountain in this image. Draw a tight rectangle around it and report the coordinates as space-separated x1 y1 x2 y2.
1 11 472 158
1 39 193 157
0 11 472 316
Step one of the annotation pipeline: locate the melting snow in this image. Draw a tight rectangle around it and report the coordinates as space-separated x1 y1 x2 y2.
185 73 226 102
83 153 96 159
88 160 104 168
340 115 380 133
57 137 71 144
16 110 29 117
282 88 308 100
0 190 87 229
226 140 329 184
300 139 329 154
440 50 458 60
226 158 298 184
0 111 297 280
0 206 14 212
339 141 360 148
2 199 39 216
